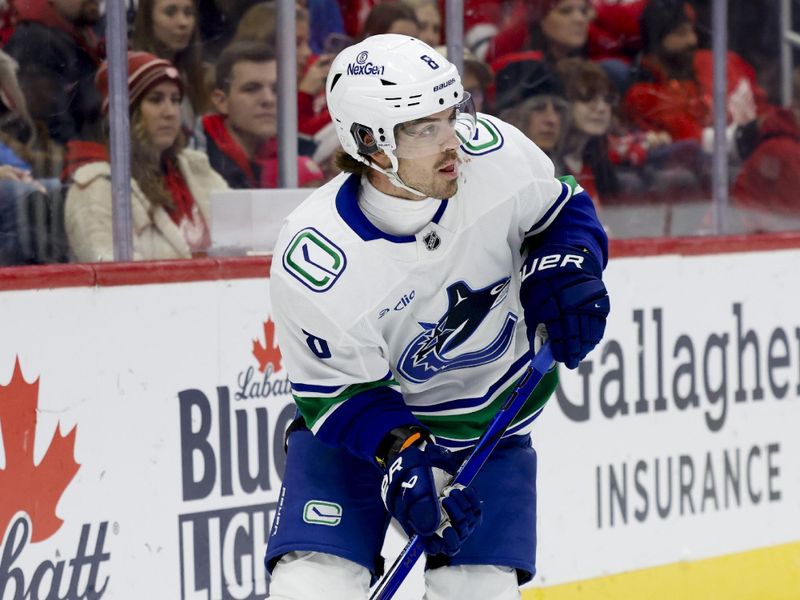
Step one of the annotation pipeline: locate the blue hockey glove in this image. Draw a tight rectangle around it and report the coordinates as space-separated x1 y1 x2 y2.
380 435 482 556
519 244 610 369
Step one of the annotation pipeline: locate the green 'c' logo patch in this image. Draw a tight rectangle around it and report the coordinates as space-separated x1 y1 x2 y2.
459 117 504 156
303 500 343 526
282 227 347 292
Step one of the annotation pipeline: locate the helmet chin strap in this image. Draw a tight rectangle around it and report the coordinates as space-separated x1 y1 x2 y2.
354 151 428 198
373 163 428 198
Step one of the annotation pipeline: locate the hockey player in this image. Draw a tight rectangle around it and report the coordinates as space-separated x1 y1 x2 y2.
265 35 609 599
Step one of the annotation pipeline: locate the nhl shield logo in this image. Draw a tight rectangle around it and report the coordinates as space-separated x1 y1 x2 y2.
423 231 440 251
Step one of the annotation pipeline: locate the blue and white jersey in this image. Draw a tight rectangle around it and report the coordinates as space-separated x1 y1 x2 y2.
270 114 601 458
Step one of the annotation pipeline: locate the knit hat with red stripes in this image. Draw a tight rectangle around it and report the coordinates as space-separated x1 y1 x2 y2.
96 51 183 114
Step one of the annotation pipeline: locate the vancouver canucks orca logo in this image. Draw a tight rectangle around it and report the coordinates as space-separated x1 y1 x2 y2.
397 278 517 383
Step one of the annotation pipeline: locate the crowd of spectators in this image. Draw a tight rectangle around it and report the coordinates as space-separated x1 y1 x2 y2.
0 0 797 265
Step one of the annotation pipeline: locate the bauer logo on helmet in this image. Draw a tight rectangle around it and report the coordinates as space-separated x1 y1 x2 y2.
433 78 456 93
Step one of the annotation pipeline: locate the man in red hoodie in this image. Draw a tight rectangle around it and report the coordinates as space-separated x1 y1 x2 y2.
202 41 323 189
4 0 104 145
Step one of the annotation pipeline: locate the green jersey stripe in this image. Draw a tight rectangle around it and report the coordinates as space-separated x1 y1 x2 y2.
294 378 401 429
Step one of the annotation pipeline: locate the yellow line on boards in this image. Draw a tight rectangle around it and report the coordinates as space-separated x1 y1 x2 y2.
522 542 800 600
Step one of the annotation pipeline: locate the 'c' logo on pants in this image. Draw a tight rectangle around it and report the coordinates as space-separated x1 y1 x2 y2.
303 500 343 526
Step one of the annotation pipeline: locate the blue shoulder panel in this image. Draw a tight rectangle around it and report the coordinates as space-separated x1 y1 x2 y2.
526 188 608 268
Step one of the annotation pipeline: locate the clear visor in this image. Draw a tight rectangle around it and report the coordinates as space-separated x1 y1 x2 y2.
392 93 477 159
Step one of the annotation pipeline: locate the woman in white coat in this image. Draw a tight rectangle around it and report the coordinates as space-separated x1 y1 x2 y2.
65 51 228 262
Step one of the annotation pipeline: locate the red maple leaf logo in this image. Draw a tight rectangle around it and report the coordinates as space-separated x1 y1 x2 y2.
0 358 80 543
252 319 283 374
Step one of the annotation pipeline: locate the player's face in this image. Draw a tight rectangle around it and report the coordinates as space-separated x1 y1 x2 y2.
395 139 461 199
392 103 473 199
541 0 590 53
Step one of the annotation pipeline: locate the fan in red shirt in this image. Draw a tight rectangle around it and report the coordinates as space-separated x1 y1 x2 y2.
465 0 644 67
622 0 769 150
479 0 589 66
469 0 637 95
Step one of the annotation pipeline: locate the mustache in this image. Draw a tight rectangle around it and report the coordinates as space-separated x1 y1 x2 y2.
435 151 460 169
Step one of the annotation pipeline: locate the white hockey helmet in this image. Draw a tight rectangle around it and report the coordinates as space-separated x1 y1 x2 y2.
326 34 476 186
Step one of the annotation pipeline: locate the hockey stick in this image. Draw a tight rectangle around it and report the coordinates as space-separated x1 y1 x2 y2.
369 341 555 600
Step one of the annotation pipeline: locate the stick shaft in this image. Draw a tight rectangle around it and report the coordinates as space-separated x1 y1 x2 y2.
370 343 555 600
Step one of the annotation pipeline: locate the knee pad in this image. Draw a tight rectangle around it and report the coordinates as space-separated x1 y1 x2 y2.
267 551 371 600
423 564 520 600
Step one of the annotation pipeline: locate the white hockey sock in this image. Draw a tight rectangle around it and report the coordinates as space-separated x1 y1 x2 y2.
267 551 372 600
423 564 521 600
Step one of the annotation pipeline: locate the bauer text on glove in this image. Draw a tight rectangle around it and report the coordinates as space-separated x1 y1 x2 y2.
519 245 610 369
